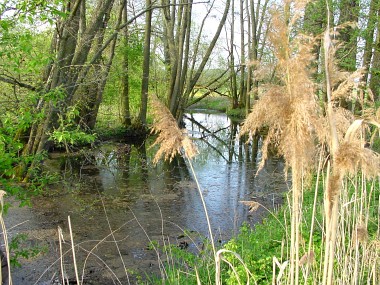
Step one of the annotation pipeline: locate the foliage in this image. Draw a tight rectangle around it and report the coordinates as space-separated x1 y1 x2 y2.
188 95 230 112
8 233 47 267
146 236 216 285
101 31 144 124
0 1 61 79
0 89 67 201
226 108 246 119
49 105 97 152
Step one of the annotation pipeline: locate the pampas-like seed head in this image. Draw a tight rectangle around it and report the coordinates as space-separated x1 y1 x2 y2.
240 200 260 213
240 8 322 175
299 251 315 265
334 119 380 178
150 95 197 164
352 224 369 244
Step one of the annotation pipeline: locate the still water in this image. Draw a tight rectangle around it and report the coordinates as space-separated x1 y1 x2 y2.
6 112 287 284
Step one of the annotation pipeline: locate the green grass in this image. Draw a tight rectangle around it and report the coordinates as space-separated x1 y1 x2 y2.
226 108 246 119
187 96 231 113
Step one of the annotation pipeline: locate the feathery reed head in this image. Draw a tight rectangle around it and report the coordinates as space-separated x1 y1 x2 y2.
352 224 369 245
299 251 315 266
240 200 260 213
240 5 322 174
150 95 197 164
334 119 380 177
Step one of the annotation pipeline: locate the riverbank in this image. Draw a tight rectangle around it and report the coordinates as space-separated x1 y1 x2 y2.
150 172 380 284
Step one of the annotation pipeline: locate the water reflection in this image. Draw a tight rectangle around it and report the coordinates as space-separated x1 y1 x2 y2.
8 112 287 284
46 112 283 236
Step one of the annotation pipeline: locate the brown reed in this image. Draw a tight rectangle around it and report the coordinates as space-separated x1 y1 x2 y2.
150 95 197 164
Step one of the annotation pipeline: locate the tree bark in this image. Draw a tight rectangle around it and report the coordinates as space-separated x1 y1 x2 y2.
138 0 152 125
370 9 380 101
77 0 119 129
121 0 132 126
239 0 246 107
162 0 231 121
230 0 238 109
24 0 117 156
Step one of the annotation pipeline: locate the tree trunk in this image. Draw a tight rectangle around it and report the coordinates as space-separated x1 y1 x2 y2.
229 0 238 109
245 0 251 115
162 0 231 121
138 0 152 125
303 0 327 80
364 0 380 102
121 0 132 126
370 10 380 101
24 0 116 156
363 0 379 84
77 0 119 129
239 0 246 108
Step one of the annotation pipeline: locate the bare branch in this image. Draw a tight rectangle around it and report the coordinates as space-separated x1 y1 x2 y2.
0 75 37 91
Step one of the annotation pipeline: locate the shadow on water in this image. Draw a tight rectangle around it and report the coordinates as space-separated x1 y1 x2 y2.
5 112 288 284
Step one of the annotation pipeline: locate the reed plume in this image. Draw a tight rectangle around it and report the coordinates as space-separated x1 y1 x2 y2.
240 2 324 283
150 95 197 164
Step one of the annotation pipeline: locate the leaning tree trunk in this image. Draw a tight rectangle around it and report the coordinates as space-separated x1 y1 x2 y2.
77 0 121 129
75 1 112 128
24 0 116 157
24 0 82 156
178 0 232 120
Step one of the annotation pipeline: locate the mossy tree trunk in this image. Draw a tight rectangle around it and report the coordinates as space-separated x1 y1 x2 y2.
23 0 117 157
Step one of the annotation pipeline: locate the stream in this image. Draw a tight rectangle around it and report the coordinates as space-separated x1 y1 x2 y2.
4 112 288 284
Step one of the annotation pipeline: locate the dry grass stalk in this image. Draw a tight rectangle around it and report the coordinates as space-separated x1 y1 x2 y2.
58 226 66 285
242 1 380 284
150 95 197 164
67 216 80 285
331 69 365 101
273 256 288 285
149 94 219 280
0 190 11 285
215 249 252 285
325 119 380 233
